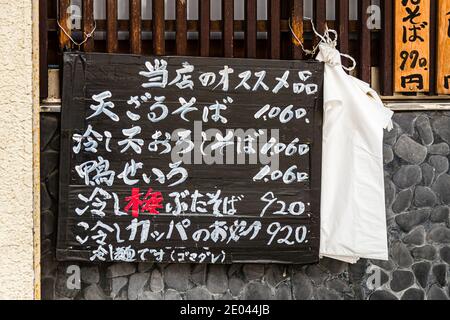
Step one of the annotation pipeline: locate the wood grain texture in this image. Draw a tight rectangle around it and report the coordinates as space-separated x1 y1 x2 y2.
129 0 141 54
176 0 187 55
268 0 281 59
106 0 118 53
437 0 450 94
290 0 304 60
58 0 71 50
222 0 234 57
153 0 165 55
394 0 431 93
83 0 95 52
359 0 371 83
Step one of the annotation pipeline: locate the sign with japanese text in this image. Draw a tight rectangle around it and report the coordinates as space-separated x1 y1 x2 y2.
437 0 450 94
57 52 323 264
395 0 430 93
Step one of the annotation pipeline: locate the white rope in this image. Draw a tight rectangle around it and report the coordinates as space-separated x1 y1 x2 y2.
57 20 97 49
289 17 357 72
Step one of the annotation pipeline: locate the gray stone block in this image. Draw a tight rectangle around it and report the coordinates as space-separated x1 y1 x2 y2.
150 269 164 292
392 189 413 213
428 142 450 156
401 288 425 300
186 287 213 300
384 144 394 164
242 264 265 281
431 206 450 224
243 282 272 300
416 115 434 146
164 264 191 292
229 275 245 297
106 263 136 278
412 262 431 288
206 265 228 294
427 285 449 300
402 226 425 246
431 116 450 144
390 270 414 292
432 264 447 287
427 226 450 244
429 155 449 175
110 277 127 299
432 174 450 204
84 284 109 300
292 272 313 300
411 245 437 261
440 246 450 264
414 186 437 208
394 134 427 165
393 165 422 189
165 289 183 300
369 290 398 300
395 209 430 233
81 266 100 285
128 272 150 300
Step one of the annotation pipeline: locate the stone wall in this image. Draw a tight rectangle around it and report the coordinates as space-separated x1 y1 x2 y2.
40 111 450 300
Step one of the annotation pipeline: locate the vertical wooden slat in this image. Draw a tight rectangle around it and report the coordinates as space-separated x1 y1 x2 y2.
268 0 281 59
290 0 303 60
336 0 349 55
313 0 326 45
153 0 165 55
106 0 118 53
223 0 234 57
359 0 371 83
59 0 71 50
381 0 393 96
129 0 141 54
199 0 210 57
176 0 188 55
245 0 257 58
39 0 48 99
429 0 437 95
83 0 95 52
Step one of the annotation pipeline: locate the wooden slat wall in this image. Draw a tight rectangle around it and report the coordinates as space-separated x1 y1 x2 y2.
42 0 450 102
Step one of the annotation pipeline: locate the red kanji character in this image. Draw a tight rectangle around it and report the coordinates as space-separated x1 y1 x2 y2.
124 188 164 217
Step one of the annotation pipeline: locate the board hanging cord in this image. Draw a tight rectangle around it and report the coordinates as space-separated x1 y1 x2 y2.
288 18 356 72
57 20 97 50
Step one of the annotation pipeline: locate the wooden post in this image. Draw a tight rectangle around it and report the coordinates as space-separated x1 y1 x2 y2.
199 0 210 57
268 0 281 59
129 0 141 54
245 0 257 58
83 0 95 52
222 0 234 58
106 0 118 53
394 0 431 93
290 0 304 60
153 0 165 55
58 0 71 50
176 0 187 56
